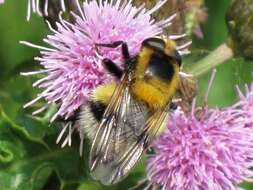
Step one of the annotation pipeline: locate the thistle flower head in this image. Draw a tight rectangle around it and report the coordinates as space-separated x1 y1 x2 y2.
22 0 183 122
236 83 253 108
0 0 4 4
147 101 253 190
233 83 253 128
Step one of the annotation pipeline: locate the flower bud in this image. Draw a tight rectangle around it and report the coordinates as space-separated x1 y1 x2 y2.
38 0 67 28
36 0 79 28
226 0 253 60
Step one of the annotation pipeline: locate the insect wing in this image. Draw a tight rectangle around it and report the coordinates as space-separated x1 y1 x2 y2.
89 72 149 185
89 71 171 185
178 72 197 101
177 72 197 113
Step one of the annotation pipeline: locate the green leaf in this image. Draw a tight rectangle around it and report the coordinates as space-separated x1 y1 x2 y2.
0 105 87 190
0 0 48 79
241 182 253 190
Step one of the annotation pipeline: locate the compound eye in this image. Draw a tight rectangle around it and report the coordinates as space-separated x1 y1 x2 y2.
142 38 166 52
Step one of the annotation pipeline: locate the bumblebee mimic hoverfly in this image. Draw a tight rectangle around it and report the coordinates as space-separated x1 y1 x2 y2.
79 37 195 185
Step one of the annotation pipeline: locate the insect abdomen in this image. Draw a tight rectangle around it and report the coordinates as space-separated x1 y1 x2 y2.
89 101 106 121
79 83 115 140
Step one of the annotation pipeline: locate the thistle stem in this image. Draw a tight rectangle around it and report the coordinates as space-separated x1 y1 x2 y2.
185 43 234 77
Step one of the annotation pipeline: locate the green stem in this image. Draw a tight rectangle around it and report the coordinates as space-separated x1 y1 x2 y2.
185 43 234 77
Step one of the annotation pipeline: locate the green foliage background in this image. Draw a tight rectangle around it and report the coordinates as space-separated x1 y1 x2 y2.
0 0 252 190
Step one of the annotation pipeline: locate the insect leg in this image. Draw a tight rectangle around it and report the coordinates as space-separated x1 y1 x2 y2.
102 58 123 79
95 41 130 60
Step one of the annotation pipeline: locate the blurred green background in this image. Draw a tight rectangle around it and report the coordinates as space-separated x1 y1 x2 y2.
0 0 253 190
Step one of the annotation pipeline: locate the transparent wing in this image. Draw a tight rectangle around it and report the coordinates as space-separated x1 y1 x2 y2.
89 73 169 185
177 72 197 113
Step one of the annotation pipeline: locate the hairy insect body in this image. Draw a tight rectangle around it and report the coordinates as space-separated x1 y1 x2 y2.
132 51 180 109
79 37 182 185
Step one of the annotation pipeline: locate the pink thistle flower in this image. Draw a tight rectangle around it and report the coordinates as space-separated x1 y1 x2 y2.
233 83 253 128
0 0 4 4
147 100 253 190
21 0 181 122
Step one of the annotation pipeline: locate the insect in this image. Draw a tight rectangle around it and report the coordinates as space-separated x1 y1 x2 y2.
79 37 184 185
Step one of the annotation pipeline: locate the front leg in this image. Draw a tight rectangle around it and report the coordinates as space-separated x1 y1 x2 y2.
95 41 130 60
102 58 123 79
